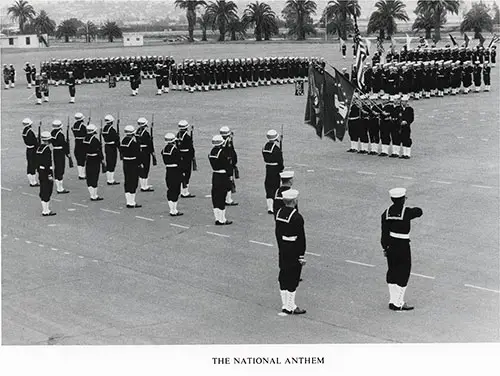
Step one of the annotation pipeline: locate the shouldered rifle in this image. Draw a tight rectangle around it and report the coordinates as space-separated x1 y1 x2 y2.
66 117 74 168
99 120 106 173
117 111 123 160
151 114 157 166
37 120 41 144
191 124 197 171
231 133 239 180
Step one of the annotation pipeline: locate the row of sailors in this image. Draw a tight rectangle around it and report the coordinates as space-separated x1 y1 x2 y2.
3 64 17 89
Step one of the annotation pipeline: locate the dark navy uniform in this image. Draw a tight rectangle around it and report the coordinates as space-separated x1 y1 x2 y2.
347 103 361 152
176 127 195 197
262 140 284 200
72 117 87 176
136 124 154 190
50 126 69 183
120 133 141 196
399 103 414 158
161 141 182 203
102 120 120 178
22 123 39 181
36 143 54 204
83 132 104 190
209 145 231 211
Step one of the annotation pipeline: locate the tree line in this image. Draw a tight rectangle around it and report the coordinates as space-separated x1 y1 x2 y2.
6 0 500 44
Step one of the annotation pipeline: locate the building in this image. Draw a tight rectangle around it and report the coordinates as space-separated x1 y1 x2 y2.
0 34 48 48
123 33 144 47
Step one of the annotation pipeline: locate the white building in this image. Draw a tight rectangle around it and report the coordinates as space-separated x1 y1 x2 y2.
0 34 48 48
123 33 144 47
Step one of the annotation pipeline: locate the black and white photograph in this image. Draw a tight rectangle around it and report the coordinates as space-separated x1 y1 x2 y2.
1 0 499 374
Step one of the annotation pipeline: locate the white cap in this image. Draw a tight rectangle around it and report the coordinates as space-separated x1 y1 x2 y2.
22 118 33 126
124 125 135 134
381 94 389 100
401 95 409 101
164 132 176 143
86 124 97 133
41 131 51 140
279 171 294 179
282 189 299 200
178 120 189 129
212 135 224 146
389 187 406 198
266 129 279 141
104 114 114 123
74 112 84 120
220 126 231 136
52 119 63 128
137 117 148 126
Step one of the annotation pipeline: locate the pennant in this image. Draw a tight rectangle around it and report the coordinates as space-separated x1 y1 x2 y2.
478 32 485 46
405 33 412 50
304 66 325 138
464 33 470 48
449 33 457 46
322 72 338 141
489 34 500 48
330 68 356 142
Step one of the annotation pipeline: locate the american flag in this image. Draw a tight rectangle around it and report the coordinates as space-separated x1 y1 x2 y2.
355 41 368 90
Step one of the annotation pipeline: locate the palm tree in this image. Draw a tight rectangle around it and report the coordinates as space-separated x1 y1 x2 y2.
493 2 500 25
460 2 494 39
242 1 278 42
206 0 238 41
282 0 317 41
174 0 207 42
32 10 56 35
227 15 246 40
415 0 459 42
80 21 98 43
412 8 444 39
367 0 408 39
262 12 279 40
326 13 354 38
7 0 36 34
323 0 361 40
100 21 122 42
198 11 212 41
56 19 78 42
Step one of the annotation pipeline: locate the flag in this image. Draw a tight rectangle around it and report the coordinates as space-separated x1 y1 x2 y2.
355 41 369 90
322 72 338 141
376 36 385 54
364 38 372 56
478 32 485 46
327 68 356 141
489 34 500 48
304 65 325 138
449 33 457 46
464 33 470 48
405 33 412 50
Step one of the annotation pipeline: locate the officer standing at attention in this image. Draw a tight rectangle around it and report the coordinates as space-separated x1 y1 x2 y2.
50 120 71 194
177 120 196 198
381 188 423 311
120 125 142 208
220 126 238 206
72 112 87 179
136 117 155 192
102 114 120 185
275 189 306 315
399 95 414 159
162 133 183 217
209 135 233 225
24 62 32 88
83 124 105 201
67 70 76 103
262 129 284 214
273 171 295 217
22 118 40 187
37 131 56 216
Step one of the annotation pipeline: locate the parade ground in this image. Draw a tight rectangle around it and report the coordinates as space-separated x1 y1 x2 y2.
1 42 499 347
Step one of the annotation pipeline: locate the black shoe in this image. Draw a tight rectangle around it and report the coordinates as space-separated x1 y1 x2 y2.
78 176 86 180
215 220 233 225
140 187 154 192
282 309 292 314
57 189 70 194
347 148 357 153
90 196 104 201
107 181 120 185
267 210 274 214
389 303 414 311
379 152 388 157
30 183 40 187
181 193 196 198
169 212 184 217
390 154 399 158
292 307 306 314
225 201 238 206
126 204 142 208
299 278 303 282
358 150 367 154
368 151 378 155
42 211 56 216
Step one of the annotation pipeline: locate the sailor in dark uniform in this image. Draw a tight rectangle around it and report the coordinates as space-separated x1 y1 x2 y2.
262 129 284 214
67 70 76 103
347 101 361 152
161 133 183 216
381 188 423 311
177 120 196 198
220 126 238 206
120 125 142 208
482 62 491 91
50 120 71 194
36 131 56 216
24 62 32 88
83 124 105 201
102 114 120 185
273 170 294 218
275 189 306 315
399 95 414 159
72 112 87 179
209 135 233 225
22 117 40 187
136 117 154 192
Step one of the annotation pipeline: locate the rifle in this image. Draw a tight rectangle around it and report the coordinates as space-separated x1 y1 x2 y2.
87 109 91 126
151 114 157 166
66 117 74 168
231 133 239 180
191 123 197 171
37 120 41 144
117 111 123 160
99 119 106 173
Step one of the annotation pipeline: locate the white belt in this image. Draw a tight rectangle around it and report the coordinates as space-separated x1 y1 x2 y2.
213 169 226 173
123 156 136 160
26 145 35 148
180 149 189 152
349 117 360 120
87 153 98 157
39 166 46 169
75 137 85 140
390 232 410 239
265 162 278 166
53 146 63 149
165 164 178 167
105 141 115 145
282 235 297 241
141 144 147 147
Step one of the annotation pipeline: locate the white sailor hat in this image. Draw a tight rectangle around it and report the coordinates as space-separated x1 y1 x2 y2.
401 95 409 101
212 135 224 146
137 117 148 126
164 132 176 143
74 112 84 120
282 189 299 200
392 94 401 101
86 124 97 133
41 131 52 141
104 114 114 123
22 118 33 126
219 126 231 136
381 94 390 100
124 125 135 134
369 94 378 100
279 171 294 179
389 187 406 198
266 129 279 141
52 119 63 128
178 120 189 129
